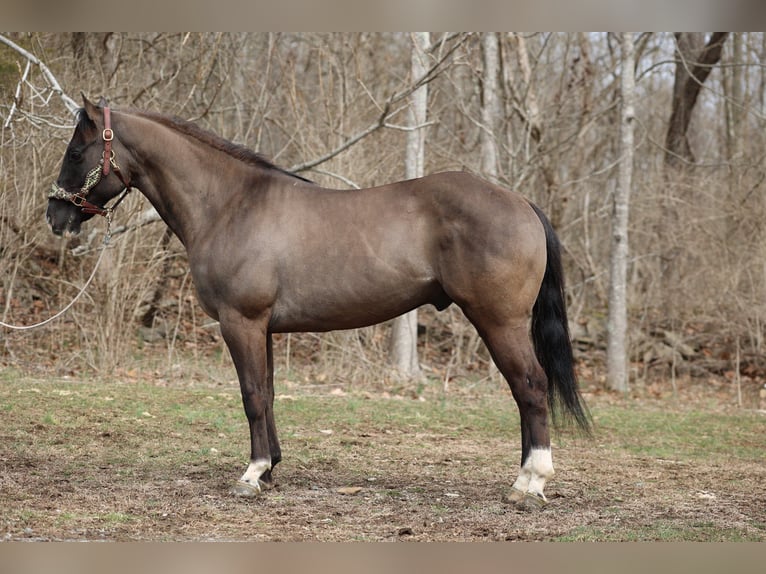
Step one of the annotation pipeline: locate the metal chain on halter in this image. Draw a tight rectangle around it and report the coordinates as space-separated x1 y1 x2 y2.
0 217 114 331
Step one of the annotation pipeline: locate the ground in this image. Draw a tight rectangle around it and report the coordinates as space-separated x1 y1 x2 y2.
1 362 764 542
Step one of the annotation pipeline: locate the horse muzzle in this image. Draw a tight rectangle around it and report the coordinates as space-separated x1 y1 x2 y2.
46 197 84 236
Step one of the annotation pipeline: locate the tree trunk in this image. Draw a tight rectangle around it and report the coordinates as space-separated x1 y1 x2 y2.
761 33 766 115
607 32 636 393
390 32 429 378
480 32 501 183
479 32 502 380
724 32 745 162
664 32 728 169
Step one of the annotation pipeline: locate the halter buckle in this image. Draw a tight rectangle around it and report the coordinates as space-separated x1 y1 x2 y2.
102 128 114 142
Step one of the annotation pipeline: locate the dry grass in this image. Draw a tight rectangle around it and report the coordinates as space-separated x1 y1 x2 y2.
3 33 766 386
1 366 764 542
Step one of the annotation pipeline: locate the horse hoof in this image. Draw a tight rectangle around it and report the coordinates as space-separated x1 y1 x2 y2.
502 487 526 504
515 492 548 512
230 480 262 497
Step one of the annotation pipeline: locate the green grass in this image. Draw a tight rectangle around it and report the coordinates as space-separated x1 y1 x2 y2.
592 405 764 460
1 372 764 541
279 393 518 436
1 376 763 468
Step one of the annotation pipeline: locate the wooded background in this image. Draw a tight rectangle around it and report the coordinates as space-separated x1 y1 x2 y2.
1 32 764 402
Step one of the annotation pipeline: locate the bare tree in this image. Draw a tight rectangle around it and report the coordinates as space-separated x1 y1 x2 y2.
507 33 564 227
390 32 429 378
664 32 728 168
607 32 636 393
479 32 503 380
480 32 501 182
724 32 745 162
6 32 766 403
0 33 78 118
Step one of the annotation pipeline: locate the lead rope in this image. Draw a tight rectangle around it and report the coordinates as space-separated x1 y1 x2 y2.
0 216 113 331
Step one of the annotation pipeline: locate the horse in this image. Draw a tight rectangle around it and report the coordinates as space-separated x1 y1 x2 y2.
46 96 590 510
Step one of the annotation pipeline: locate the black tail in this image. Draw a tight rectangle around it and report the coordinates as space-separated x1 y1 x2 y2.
529 203 591 433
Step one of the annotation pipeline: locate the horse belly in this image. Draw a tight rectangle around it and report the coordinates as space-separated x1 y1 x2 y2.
270 253 439 333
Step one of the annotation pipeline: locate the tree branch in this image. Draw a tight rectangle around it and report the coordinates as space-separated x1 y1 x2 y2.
289 33 471 174
0 33 79 116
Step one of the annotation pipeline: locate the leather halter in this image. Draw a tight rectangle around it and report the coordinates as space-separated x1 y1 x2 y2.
48 106 132 218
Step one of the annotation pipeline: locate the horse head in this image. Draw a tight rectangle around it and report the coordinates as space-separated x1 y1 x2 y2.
46 95 131 236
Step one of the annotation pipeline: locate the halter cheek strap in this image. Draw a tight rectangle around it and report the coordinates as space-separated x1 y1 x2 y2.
48 105 132 218
102 105 114 177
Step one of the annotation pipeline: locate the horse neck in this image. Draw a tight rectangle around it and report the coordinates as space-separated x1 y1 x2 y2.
114 111 253 247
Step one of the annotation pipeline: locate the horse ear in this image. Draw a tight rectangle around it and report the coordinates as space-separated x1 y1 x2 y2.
81 93 101 123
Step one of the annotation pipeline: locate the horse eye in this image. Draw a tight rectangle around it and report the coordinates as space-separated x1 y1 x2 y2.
69 149 82 162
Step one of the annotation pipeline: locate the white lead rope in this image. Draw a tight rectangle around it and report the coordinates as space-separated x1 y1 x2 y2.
0 220 112 331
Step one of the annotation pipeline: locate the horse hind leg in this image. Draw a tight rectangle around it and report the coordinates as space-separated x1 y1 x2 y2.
477 320 554 509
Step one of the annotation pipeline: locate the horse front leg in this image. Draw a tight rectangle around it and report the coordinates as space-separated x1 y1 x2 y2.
219 312 276 497
259 333 281 487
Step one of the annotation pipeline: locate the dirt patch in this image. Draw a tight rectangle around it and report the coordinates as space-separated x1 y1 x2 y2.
1 376 764 541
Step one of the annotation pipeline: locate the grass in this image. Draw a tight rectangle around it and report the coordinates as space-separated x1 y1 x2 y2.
592 406 764 460
0 371 764 541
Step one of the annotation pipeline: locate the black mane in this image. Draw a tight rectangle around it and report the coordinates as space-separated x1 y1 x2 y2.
139 110 312 183
95 107 311 183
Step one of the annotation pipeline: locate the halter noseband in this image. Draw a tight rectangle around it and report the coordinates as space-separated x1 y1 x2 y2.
48 106 132 218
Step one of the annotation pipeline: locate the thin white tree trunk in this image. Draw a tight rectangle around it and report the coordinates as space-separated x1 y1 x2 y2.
480 33 502 380
607 32 635 393
390 32 429 378
480 32 501 183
